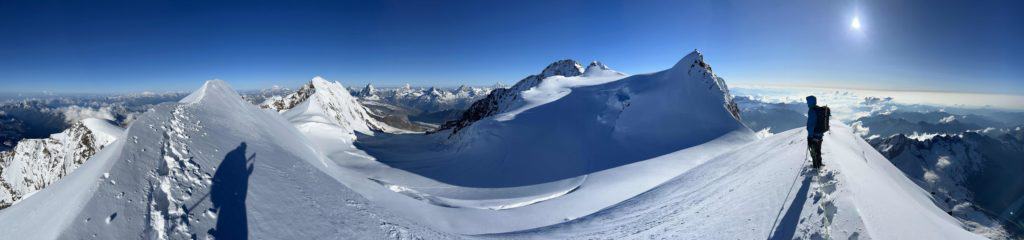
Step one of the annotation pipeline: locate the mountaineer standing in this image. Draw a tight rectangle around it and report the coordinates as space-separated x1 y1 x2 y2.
806 96 830 169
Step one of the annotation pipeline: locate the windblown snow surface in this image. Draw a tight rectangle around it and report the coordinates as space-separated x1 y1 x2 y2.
0 51 985 239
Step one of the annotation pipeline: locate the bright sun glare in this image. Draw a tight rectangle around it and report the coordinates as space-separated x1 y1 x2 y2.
851 16 862 30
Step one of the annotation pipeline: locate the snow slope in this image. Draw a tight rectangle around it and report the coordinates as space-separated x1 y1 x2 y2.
0 80 450 239
489 123 984 240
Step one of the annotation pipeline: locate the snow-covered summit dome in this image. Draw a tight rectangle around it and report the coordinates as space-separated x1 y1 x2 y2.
583 61 625 77
179 79 240 104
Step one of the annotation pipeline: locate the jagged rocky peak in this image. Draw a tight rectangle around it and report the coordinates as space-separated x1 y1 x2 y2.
0 118 123 209
540 59 585 79
666 49 740 121
259 76 342 112
672 49 714 75
456 85 471 92
359 83 377 97
260 79 317 112
587 61 610 71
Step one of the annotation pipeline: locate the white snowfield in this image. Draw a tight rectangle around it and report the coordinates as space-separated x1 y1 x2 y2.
0 51 985 239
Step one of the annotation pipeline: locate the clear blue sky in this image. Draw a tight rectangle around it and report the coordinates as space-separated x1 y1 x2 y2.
1 0 1021 94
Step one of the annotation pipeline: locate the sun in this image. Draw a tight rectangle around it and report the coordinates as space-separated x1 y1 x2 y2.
851 16 862 30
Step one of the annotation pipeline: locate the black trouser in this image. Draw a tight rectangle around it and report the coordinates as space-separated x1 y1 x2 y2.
808 138 823 168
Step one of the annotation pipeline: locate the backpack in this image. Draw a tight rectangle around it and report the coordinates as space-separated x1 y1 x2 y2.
813 106 831 135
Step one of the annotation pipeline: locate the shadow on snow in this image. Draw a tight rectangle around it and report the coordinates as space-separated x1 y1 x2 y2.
770 171 813 240
208 142 255 239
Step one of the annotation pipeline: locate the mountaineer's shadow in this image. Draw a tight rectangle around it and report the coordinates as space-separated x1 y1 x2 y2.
208 142 255 240
770 171 813 240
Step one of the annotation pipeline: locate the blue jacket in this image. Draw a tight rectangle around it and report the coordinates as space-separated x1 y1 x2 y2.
806 96 823 139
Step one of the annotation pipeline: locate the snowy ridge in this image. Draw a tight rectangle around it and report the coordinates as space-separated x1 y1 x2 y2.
280 77 400 138
262 77 403 138
0 80 450 239
0 118 123 208
436 59 590 135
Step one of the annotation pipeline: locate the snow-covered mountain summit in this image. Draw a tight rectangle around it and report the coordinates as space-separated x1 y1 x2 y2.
438 50 739 138
261 77 395 137
436 59 594 135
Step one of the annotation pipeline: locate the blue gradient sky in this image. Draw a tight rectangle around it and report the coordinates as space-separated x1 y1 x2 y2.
1 0 1021 94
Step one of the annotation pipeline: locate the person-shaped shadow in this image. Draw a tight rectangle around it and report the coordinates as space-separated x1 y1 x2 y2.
208 142 255 239
770 171 813 240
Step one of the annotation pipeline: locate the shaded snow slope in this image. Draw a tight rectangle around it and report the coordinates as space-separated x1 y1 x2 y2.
489 123 983 239
0 118 123 208
0 80 451 239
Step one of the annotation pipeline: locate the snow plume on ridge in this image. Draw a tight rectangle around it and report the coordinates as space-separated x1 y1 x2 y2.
60 106 116 124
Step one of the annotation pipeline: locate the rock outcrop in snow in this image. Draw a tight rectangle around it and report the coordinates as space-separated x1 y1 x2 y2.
0 118 123 208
